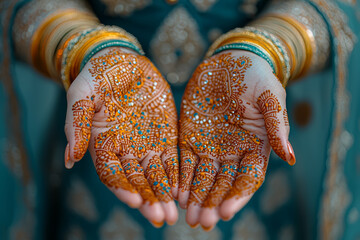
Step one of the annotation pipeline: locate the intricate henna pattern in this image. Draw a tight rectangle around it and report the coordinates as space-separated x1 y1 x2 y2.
179 149 199 192
161 147 179 188
179 53 278 208
95 149 135 192
72 98 95 160
71 48 178 204
188 158 217 206
257 90 285 160
145 155 172 202
203 159 238 208
225 154 267 200
122 158 158 204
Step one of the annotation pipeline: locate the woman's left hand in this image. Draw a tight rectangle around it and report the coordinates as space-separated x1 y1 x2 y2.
178 50 295 230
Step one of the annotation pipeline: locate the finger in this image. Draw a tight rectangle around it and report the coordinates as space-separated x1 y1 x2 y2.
64 81 95 168
200 159 239 228
219 153 267 220
161 146 179 199
94 149 142 208
120 158 165 223
178 148 199 209
144 154 178 225
186 157 218 227
256 89 295 165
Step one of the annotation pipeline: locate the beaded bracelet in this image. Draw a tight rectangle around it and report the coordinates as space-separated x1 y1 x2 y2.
206 28 290 87
213 42 276 74
61 25 144 90
80 39 143 71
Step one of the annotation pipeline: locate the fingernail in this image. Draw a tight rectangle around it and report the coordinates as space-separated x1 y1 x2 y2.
65 160 74 169
287 142 296 166
189 223 199 229
151 221 164 228
201 225 213 232
222 215 233 221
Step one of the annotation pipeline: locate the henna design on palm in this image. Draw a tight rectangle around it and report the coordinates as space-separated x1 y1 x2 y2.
178 51 295 229
65 48 179 217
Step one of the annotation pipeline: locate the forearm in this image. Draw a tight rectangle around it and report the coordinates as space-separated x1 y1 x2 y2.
206 0 330 87
12 0 143 89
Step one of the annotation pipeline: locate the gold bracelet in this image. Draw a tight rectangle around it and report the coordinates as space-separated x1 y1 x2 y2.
31 9 99 79
207 28 289 85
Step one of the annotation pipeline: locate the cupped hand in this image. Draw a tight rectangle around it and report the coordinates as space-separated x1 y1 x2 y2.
178 50 295 230
64 47 179 227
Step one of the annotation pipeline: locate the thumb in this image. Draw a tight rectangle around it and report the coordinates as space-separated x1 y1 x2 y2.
256 89 295 165
64 77 95 169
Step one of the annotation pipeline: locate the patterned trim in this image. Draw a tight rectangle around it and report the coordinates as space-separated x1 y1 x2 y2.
310 0 357 239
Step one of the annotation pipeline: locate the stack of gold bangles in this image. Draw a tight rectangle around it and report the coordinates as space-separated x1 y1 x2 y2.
31 9 144 90
206 12 315 87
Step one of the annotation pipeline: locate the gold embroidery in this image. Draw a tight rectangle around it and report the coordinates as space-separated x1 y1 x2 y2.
150 7 206 86
100 208 145 240
190 0 218 12
164 208 222 240
100 0 151 17
259 170 290 215
232 209 268 240
310 0 356 239
67 177 98 222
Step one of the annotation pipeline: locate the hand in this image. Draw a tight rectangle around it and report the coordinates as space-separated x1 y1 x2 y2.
178 50 295 230
64 47 179 226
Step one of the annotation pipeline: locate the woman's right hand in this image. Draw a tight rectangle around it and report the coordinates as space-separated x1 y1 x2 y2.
64 47 179 227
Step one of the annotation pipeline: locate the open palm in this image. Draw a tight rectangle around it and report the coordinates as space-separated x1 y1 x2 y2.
178 51 295 230
64 47 179 226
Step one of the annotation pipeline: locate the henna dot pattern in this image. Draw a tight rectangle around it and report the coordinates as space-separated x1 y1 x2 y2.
180 52 274 207
71 48 178 204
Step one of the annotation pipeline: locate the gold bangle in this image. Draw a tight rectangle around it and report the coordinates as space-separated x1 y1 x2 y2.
273 14 314 78
31 9 99 78
251 16 307 79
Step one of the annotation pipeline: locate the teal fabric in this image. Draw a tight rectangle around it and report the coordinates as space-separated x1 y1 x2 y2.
1 0 359 239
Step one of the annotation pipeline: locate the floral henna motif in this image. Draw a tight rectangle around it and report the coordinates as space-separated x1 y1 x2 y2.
161 147 179 188
225 154 267 200
145 155 172 202
180 53 257 159
256 90 286 160
203 159 238 208
72 98 95 160
188 158 217 206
